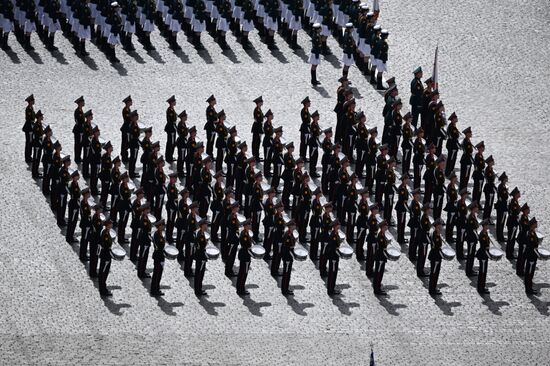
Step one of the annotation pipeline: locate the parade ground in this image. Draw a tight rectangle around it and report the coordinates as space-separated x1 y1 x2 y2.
1 0 550 364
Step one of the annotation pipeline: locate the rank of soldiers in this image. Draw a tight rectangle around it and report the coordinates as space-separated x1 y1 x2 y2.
22 80 547 300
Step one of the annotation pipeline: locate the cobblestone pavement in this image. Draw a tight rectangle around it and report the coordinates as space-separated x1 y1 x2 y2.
1 0 550 364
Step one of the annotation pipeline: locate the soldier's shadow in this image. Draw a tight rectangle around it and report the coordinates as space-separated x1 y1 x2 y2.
293 47 309 63
3 48 21 63
146 49 166 64
197 48 214 64
90 281 131 315
479 291 509 316
311 85 330 98
24 48 44 64
221 48 240 64
155 296 184 316
423 283 462 316
285 285 314 316
79 54 99 71
269 48 288 64
241 295 272 317
331 294 360 316
174 49 191 64
376 285 407 316
111 62 128 76
528 289 550 316
323 53 340 68
243 43 262 63
127 50 146 64
198 294 226 316
49 48 69 65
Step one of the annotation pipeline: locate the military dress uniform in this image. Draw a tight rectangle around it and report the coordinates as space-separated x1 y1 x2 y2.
309 194 323 260
506 190 521 260
395 178 409 244
251 100 264 161
225 129 238 188
176 111 189 177
165 100 177 162
261 196 276 260
165 176 178 243
524 219 540 294
445 114 460 177
299 99 311 160
416 209 431 277
281 226 297 295
422 148 436 204
120 96 132 162
208 180 223 240
401 116 414 175
23 96 35 163
66 173 81 243
79 191 92 261
465 207 480 276
109 163 122 224
482 157 496 221
383 164 396 223
41 131 54 194
137 208 153 278
476 224 491 294
56 158 71 226
205 96 217 156
428 220 444 295
31 114 44 178
72 97 85 163
432 164 446 220
262 117 274 176
495 173 509 242
364 132 378 194
250 180 264 241
407 196 421 260
409 69 424 127
444 179 458 242
99 144 113 207
175 192 190 262
459 129 474 191
326 224 342 295
89 207 103 277
194 224 209 296
281 148 296 207
516 207 530 276
236 226 253 295
98 225 114 296
116 177 132 244
308 112 321 177
128 118 141 178
184 210 198 277
455 194 469 259
318 209 333 277
320 133 333 194
149 224 166 296
412 132 425 190
89 133 102 196
225 209 240 276
373 224 389 295
270 207 286 276
471 143 485 204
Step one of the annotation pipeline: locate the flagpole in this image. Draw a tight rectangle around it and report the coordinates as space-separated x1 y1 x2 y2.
433 44 439 90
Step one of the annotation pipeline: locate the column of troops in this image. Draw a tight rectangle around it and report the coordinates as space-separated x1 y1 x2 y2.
21 72 547 298
0 0 389 76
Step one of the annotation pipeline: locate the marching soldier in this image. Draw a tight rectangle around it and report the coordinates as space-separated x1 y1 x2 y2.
41 126 54 194
374 144 388 207
375 29 389 90
165 95 177 162
89 203 103 278
198 157 213 218
175 189 190 262
472 141 486 204
98 219 114 296
354 189 370 260
251 172 264 242
262 188 277 260
456 188 470 260
79 188 92 262
365 203 379 277
128 110 141 178
401 112 414 175
355 111 369 178
271 126 284 190
422 143 436 204
165 173 178 244
185 129 198 191
23 94 35 164
89 126 102 196
99 142 113 207
373 220 389 295
428 218 444 295
308 110 321 177
365 127 378 194
476 219 491 294
432 155 446 220
383 159 396 224
281 142 296 207
205 94 217 157
319 203 333 277
524 217 540 295
409 67 424 127
225 202 240 277
445 112 460 177
66 170 81 244
31 110 44 178
271 201 286 276
412 128 425 190
262 110 274 177
395 174 410 245
251 96 264 161
344 173 359 242
120 95 132 162
417 203 432 277
407 189 422 260
137 202 153 279
243 157 256 216
150 220 166 296
516 203 531 276
50 142 62 210
236 220 253 296
326 219 342 296
482 156 496 221
506 187 521 260
299 96 311 161
320 128 333 194
210 171 224 242
176 110 188 178
194 218 210 296
80 112 93 179
334 79 351 143
494 172 509 242
465 201 480 276
73 96 85 163
109 157 122 224
116 172 131 244
297 173 312 243
56 155 71 226
459 126 474 191
281 220 297 296
184 202 199 277
129 188 145 261
309 187 323 260
309 22 322 85
444 173 459 242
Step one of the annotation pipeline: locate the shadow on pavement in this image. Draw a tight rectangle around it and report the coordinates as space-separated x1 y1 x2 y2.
479 293 509 316
146 49 166 64
199 296 226 316
222 48 240 63
3 48 21 63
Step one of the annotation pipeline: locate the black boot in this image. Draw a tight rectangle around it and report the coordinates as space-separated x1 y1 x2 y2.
291 33 298 50
343 67 349 79
81 40 89 56
376 73 384 90
126 33 135 51
311 69 320 85
1 32 9 50
145 34 155 51
24 34 34 50
48 33 58 51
